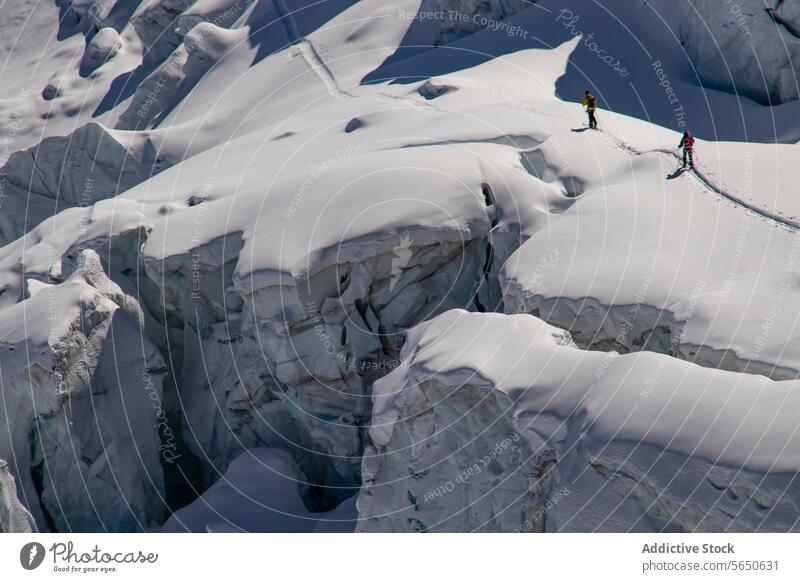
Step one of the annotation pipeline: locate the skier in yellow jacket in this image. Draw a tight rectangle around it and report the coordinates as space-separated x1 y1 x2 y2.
581 90 598 129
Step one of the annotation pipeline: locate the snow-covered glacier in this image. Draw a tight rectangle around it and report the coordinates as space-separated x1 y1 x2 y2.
0 0 799 533
358 310 800 532
0 249 165 531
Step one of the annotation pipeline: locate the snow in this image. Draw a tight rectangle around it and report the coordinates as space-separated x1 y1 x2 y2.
0 459 36 532
360 310 800 531
162 448 356 532
0 250 165 531
380 310 800 471
363 0 800 142
500 113 800 378
1 0 800 532
695 141 800 222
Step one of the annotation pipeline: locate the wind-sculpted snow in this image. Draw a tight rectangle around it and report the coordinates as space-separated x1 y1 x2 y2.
0 3 573 524
1 0 800 532
359 310 800 532
501 117 800 380
116 23 249 130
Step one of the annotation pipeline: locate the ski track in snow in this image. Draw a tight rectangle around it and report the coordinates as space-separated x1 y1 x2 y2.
5 0 800 534
279 0 800 234
600 129 800 233
294 39 354 100
300 38 439 111
274 0 353 101
281 3 436 110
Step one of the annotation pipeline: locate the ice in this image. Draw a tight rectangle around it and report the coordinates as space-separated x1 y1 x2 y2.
0 250 166 531
1 0 800 532
359 310 800 532
0 460 36 533
679 0 800 105
162 447 356 532
501 118 800 379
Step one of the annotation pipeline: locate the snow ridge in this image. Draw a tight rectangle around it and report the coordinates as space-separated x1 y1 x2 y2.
599 129 800 233
2 0 800 533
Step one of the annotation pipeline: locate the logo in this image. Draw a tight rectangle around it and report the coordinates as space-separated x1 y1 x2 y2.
20 542 46 570
390 235 413 291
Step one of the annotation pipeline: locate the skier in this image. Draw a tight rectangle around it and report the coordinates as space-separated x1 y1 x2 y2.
581 90 598 129
678 130 695 169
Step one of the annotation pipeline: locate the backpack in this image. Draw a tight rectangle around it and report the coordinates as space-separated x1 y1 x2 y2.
683 134 695 149
586 95 596 110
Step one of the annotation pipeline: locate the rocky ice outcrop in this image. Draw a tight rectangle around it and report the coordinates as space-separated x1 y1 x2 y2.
0 121 150 244
0 460 36 533
80 26 123 75
679 0 800 104
133 0 202 67
359 372 547 532
57 1 120 30
0 249 166 532
116 23 248 130
6 0 800 533
143 199 494 506
0 122 163 205
62 0 203 66
114 0 257 131
358 310 800 532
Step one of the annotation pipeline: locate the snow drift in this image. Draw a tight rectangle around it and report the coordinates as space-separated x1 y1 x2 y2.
358 310 800 532
1 0 799 532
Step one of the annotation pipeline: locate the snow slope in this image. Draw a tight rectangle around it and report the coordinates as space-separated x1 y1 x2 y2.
1 0 799 532
364 0 800 142
359 310 800 532
162 447 356 532
500 116 800 379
